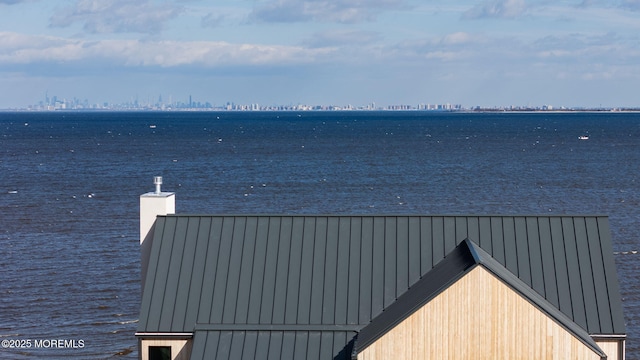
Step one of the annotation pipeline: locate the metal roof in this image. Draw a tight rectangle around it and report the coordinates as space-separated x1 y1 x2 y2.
355 239 606 358
137 215 626 358
189 328 356 360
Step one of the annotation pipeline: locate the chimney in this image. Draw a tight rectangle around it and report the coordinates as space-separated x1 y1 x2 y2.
140 176 175 289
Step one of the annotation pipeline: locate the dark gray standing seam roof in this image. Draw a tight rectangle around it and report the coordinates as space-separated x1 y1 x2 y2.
137 215 626 359
355 239 606 358
189 326 356 360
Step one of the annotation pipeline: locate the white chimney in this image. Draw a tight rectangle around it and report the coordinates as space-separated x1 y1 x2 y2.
140 176 175 288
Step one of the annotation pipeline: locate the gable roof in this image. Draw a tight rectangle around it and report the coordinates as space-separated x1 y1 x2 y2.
355 239 606 358
137 215 625 358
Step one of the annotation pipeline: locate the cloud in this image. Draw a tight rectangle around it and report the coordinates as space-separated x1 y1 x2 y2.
303 29 382 48
377 32 485 65
440 32 479 45
621 0 640 10
201 12 225 28
576 0 599 7
0 32 73 54
575 0 640 11
0 32 335 70
0 0 25 4
531 32 640 68
49 0 184 34
250 0 407 23
463 0 529 19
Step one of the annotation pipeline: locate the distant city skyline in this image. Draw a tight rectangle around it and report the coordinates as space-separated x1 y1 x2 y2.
2 1 640 109
24 92 465 111
13 92 640 112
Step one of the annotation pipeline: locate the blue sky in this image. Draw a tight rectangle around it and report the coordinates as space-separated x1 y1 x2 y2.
1 0 639 108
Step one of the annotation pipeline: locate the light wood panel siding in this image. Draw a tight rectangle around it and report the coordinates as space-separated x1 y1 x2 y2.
358 267 603 360
596 339 625 360
140 338 192 360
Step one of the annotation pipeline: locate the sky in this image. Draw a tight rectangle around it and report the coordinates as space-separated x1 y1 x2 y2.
1 0 640 109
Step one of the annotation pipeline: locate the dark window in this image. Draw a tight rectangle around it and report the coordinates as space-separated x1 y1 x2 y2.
149 346 171 360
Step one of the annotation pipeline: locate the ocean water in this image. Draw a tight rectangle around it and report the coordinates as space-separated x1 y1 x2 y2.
1 111 639 359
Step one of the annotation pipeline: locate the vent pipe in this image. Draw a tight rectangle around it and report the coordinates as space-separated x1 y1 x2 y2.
154 176 162 194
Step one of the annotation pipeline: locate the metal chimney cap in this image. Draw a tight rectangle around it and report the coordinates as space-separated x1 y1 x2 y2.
153 176 163 194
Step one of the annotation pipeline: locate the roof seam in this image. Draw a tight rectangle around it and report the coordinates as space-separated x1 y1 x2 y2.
265 330 272 359
289 217 304 325
305 217 316 324
159 217 177 331
218 217 234 324
535 217 547 301
233 217 249 323
212 329 220 359
268 217 280 324
192 218 211 330
588 217 603 332
597 218 616 333
524 217 533 291
356 217 364 324
282 217 294 325
508 218 518 277
574 217 590 331
238 330 247 359
343 217 352 325
181 217 198 329
333 217 343 324
203 217 224 324
168 217 187 330
320 217 329 324
241 219 253 323
597 219 613 332
560 217 576 324
278 330 286 358
260 217 273 324
294 217 306 325
545 217 560 309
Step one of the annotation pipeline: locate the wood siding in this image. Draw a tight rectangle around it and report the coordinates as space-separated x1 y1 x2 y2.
596 339 625 360
140 338 192 360
358 267 604 360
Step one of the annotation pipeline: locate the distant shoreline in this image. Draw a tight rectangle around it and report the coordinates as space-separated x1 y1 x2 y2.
2 108 640 113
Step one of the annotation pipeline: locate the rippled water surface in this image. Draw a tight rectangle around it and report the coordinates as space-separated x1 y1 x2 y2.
1 111 639 358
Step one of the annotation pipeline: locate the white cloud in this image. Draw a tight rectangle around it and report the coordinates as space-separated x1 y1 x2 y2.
423 50 469 61
531 32 636 62
250 0 408 23
440 32 480 45
303 29 382 48
0 32 335 69
0 32 76 56
49 0 184 34
379 32 485 64
463 0 529 19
